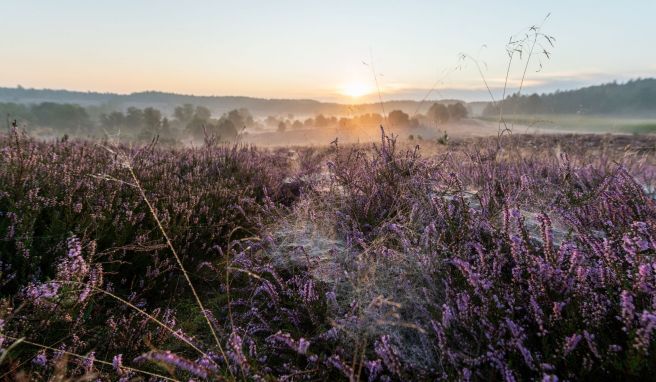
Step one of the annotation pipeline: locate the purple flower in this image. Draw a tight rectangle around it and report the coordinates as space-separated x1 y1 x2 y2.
83 351 95 371
365 359 383 382
563 334 582 356
135 350 209 378
32 351 47 367
620 290 635 331
375 335 401 376
228 331 249 372
634 311 656 354
112 354 123 375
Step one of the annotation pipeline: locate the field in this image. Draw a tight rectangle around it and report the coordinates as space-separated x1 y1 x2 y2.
478 114 656 135
1 129 656 381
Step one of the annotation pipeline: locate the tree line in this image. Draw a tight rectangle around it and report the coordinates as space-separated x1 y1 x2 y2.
483 78 656 116
1 100 469 141
270 102 467 132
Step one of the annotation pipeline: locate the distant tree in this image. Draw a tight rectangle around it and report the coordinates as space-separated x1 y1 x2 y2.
161 117 172 136
388 109 411 127
174 104 195 125
427 103 450 124
143 107 162 133
314 114 329 128
0 103 33 126
216 118 238 140
100 111 126 129
277 121 287 132
525 93 541 114
225 108 254 130
447 103 468 120
303 117 314 127
125 107 144 129
31 102 92 133
292 120 303 129
360 113 383 126
194 106 212 122
481 78 656 116
265 115 279 128
184 106 213 138
338 117 352 129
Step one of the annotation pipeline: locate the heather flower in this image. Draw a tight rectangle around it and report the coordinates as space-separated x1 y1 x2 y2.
23 281 60 306
83 351 95 371
563 334 582 356
634 311 656 354
267 331 310 355
620 290 635 331
299 279 317 304
326 354 354 378
375 335 401 376
297 338 310 354
637 264 652 292
112 354 123 375
538 212 554 260
135 350 209 378
66 236 82 258
228 331 249 372
441 303 454 328
365 359 383 382
462 367 472 382
325 290 337 307
0 319 5 350
32 351 47 367
542 374 559 382
56 238 89 281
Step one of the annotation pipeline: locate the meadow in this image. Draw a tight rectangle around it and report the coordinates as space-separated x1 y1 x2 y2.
478 114 656 135
1 128 656 381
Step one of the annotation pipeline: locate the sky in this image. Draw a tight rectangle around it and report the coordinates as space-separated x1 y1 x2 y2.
1 0 654 102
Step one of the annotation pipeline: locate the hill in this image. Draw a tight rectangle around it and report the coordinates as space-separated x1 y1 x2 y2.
0 86 458 117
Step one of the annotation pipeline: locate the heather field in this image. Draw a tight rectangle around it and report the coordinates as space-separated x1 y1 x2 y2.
0 128 655 381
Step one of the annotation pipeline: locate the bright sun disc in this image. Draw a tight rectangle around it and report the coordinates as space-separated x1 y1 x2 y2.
340 82 372 98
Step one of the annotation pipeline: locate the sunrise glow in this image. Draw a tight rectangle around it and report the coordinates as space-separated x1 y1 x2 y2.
339 81 374 99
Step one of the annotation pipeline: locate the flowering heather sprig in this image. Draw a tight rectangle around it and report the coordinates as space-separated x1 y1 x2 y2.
32 350 47 367
634 311 656 354
23 281 60 306
299 279 318 304
0 319 5 350
365 359 383 382
134 350 210 379
620 290 635 331
79 264 103 302
266 331 311 355
112 354 124 375
326 354 354 378
228 331 249 373
83 351 95 372
538 212 554 260
375 335 401 376
56 237 89 282
563 334 582 356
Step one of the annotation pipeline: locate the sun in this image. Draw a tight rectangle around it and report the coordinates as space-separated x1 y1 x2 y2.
339 81 373 98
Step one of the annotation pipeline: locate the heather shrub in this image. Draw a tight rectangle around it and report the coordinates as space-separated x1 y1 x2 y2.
1 129 655 381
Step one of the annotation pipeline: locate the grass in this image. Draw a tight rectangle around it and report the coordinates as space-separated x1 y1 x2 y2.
478 113 656 134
